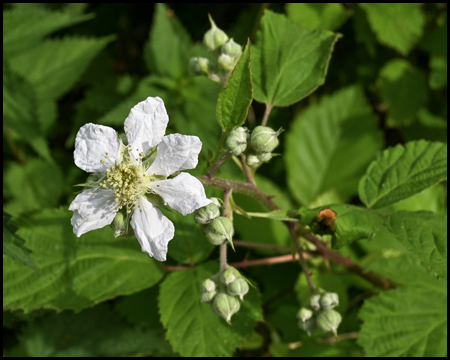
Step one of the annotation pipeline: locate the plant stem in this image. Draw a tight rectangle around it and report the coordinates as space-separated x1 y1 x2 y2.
212 132 227 163
261 104 273 126
241 155 255 184
207 152 231 178
220 188 232 271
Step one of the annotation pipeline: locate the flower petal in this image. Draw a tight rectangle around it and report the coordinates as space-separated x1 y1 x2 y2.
124 97 169 154
130 196 175 261
74 123 121 173
147 134 202 177
69 189 118 222
149 172 211 216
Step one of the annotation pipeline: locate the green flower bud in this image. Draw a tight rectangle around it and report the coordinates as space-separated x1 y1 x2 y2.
316 309 342 336
221 269 236 285
189 57 213 76
250 126 281 154
110 210 133 238
212 293 240 323
200 289 217 303
221 38 242 58
298 317 316 336
297 307 313 322
246 153 261 168
256 152 272 163
210 197 221 207
194 202 221 224
227 278 249 300
310 293 321 311
201 279 216 292
202 217 234 246
226 127 249 156
320 292 339 310
218 53 236 71
204 14 229 51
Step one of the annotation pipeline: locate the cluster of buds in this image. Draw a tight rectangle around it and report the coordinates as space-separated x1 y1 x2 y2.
194 198 234 247
297 291 342 336
226 126 283 168
200 266 250 323
189 15 243 82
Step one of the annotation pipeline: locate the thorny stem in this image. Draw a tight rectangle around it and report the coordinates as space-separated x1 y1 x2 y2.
198 175 394 290
207 152 231 178
261 104 273 126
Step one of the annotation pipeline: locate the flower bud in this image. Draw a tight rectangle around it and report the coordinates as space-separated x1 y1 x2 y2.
250 126 281 154
200 290 217 303
212 293 240 323
210 197 221 207
220 268 236 285
246 154 261 168
257 152 272 163
297 307 313 322
194 202 221 224
218 53 236 71
316 309 342 336
189 57 213 76
201 279 216 292
298 317 316 336
221 38 242 58
310 293 321 311
226 127 249 156
204 14 229 51
320 292 339 310
202 217 234 246
110 211 133 238
227 278 249 300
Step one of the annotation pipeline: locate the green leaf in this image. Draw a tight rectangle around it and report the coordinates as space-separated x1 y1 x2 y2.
359 254 447 357
392 184 447 215
359 3 425 55
216 40 253 132
352 6 377 57
285 85 383 205
378 59 428 127
3 208 164 312
159 261 263 357
400 108 447 143
253 10 340 107
384 211 447 279
298 204 383 249
3 212 39 272
3 6 94 57
429 55 447 90
4 159 63 215
286 3 348 31
358 140 447 209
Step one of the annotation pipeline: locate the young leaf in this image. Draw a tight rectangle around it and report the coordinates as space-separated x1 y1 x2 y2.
158 261 263 357
359 3 425 55
298 204 383 249
286 3 348 31
384 211 447 279
359 140 447 209
3 208 164 313
252 10 340 107
216 39 253 132
285 85 383 205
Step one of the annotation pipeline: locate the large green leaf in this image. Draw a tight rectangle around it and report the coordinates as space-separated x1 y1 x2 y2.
298 204 383 249
359 3 425 55
378 59 428 127
3 208 164 313
359 140 447 209
252 10 340 107
384 211 447 279
159 261 263 357
286 3 348 31
285 85 383 205
359 254 447 357
216 40 253 132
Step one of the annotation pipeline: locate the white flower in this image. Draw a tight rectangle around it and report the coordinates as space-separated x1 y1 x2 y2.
69 97 211 261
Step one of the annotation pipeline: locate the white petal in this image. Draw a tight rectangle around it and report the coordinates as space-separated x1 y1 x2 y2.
124 97 169 154
150 173 211 216
74 123 121 173
147 134 202 177
69 189 118 222
70 210 112 237
130 197 175 261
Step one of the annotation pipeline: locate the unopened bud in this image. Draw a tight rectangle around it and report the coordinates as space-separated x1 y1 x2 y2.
316 309 342 336
320 292 339 310
310 293 321 311
221 268 236 285
297 307 313 322
218 53 236 71
221 38 242 58
200 290 217 303
110 211 133 238
194 202 221 224
226 127 249 156
228 278 249 300
250 126 281 154
299 317 316 336
210 197 221 207
212 293 240 323
257 152 272 163
202 217 234 246
201 279 216 292
189 57 213 76
246 153 261 168
204 14 229 51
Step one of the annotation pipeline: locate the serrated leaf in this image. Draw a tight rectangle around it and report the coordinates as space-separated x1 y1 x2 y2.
359 140 447 209
253 10 340 107
298 204 383 249
286 3 348 31
216 39 253 132
158 261 263 357
3 208 164 313
384 211 447 279
285 85 383 205
3 6 94 57
359 3 425 55
378 59 428 127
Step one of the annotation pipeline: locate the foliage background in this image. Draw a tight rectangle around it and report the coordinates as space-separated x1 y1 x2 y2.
3 3 447 357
